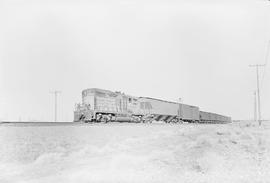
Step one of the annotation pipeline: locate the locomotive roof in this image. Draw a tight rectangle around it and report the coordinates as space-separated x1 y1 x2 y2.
83 88 114 94
82 88 137 98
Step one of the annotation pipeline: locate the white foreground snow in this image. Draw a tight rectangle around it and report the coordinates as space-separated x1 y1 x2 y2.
0 121 269 183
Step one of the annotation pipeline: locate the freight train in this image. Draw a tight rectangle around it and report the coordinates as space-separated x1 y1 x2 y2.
74 88 231 123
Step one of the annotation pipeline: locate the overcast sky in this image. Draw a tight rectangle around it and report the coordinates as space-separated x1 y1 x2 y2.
0 0 270 122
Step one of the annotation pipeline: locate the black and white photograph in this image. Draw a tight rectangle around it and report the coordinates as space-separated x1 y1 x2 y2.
0 0 270 182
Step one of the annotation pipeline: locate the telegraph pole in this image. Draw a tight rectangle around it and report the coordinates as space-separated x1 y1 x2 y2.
178 98 182 122
254 91 257 122
50 91 61 122
249 64 265 125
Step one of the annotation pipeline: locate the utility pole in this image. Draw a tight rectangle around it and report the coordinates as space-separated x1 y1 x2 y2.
249 64 265 125
254 91 257 122
178 98 182 122
50 91 61 122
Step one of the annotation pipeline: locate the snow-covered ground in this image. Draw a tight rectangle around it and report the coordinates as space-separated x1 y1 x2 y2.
0 121 269 183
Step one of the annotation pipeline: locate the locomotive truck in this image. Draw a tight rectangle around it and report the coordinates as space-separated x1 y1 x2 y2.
74 88 231 123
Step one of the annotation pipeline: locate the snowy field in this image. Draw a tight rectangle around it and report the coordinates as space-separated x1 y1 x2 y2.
0 121 270 183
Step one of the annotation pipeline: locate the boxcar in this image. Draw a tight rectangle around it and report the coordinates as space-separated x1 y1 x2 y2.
136 97 200 122
199 111 231 123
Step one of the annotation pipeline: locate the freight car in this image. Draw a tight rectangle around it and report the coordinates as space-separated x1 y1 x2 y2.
199 111 231 124
136 97 200 123
74 88 231 124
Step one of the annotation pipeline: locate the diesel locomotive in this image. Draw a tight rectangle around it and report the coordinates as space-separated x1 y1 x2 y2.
74 88 231 123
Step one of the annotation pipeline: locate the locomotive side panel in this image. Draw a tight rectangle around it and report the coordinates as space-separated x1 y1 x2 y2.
82 88 130 114
95 96 118 112
126 97 140 114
